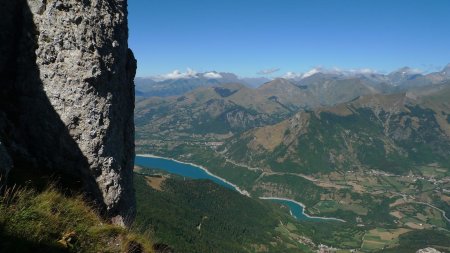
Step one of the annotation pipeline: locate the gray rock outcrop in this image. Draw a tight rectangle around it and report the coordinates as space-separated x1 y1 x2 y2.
0 0 136 226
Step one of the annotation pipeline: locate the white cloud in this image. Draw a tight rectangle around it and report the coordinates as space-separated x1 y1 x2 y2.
156 68 198 80
203 72 223 79
257 67 280 75
282 67 379 80
347 68 378 75
404 68 423 74
281 68 323 80
282 71 303 79
389 67 423 76
302 68 322 78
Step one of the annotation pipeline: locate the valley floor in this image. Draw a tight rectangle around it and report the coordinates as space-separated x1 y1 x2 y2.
136 141 450 253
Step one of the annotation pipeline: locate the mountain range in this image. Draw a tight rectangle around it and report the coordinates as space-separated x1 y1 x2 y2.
135 72 270 98
134 63 450 253
135 64 450 143
222 81 450 175
135 64 450 99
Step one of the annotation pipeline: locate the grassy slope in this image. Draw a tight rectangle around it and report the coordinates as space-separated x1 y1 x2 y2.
0 186 153 253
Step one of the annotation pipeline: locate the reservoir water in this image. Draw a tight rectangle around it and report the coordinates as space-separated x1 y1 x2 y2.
135 155 344 222
134 155 238 191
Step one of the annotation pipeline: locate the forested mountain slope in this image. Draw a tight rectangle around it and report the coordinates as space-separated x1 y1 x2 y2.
223 82 450 175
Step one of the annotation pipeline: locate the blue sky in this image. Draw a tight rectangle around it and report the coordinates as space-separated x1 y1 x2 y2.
128 0 450 77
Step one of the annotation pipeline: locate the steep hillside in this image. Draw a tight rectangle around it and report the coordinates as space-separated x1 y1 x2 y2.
134 168 373 253
223 83 450 175
254 76 383 111
135 83 292 143
292 74 384 106
257 78 318 110
0 185 153 253
135 76 393 145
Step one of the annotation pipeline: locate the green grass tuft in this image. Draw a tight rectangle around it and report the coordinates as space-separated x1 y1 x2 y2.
0 185 154 253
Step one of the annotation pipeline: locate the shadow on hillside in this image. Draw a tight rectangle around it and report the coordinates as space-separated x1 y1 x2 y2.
0 0 105 208
0 232 70 253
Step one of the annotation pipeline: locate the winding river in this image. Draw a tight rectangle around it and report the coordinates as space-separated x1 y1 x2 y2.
135 154 344 222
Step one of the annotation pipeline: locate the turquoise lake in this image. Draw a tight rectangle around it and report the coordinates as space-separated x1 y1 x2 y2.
134 156 236 190
267 198 326 221
135 155 332 221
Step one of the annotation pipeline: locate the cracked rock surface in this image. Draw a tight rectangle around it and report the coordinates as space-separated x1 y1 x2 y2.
0 0 136 226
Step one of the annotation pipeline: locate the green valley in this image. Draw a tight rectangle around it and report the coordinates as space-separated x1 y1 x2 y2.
135 80 450 252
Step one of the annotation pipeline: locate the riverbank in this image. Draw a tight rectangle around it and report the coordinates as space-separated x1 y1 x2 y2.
136 154 251 196
259 197 346 222
136 154 347 222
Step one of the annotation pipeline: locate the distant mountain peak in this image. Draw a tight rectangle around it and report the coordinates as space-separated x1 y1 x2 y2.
283 67 382 81
398 67 411 74
302 68 322 78
390 66 422 76
272 77 291 82
442 63 450 74
203 71 223 79
259 78 297 89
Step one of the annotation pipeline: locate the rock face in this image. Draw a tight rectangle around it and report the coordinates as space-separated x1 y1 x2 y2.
0 0 136 226
0 141 12 191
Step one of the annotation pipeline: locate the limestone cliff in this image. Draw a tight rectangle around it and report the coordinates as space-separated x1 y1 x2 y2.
0 0 136 226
